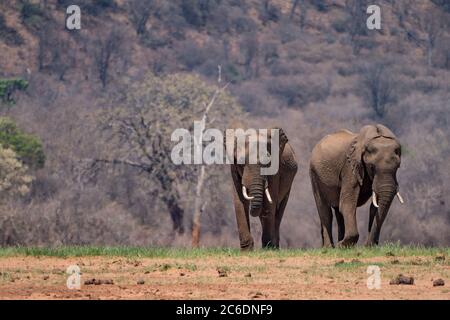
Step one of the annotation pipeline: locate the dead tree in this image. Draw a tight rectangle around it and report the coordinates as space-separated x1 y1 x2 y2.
95 28 123 87
359 61 395 118
127 0 154 35
422 7 443 68
192 78 229 247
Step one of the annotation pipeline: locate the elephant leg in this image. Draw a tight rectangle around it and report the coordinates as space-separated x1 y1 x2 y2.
333 207 345 242
232 188 254 251
273 190 291 249
368 204 377 232
260 213 276 249
337 188 359 247
366 204 381 246
311 172 334 248
319 205 333 248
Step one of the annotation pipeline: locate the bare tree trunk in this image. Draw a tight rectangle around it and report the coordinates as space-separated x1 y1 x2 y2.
191 77 229 247
427 41 433 68
300 0 307 30
290 0 299 20
192 166 206 247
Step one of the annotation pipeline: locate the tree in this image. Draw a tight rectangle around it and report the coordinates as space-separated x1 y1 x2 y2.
94 28 124 87
240 33 259 78
359 62 395 118
95 73 243 236
127 0 154 35
0 79 28 104
421 5 448 68
0 145 33 200
0 13 24 46
192 76 229 247
344 0 369 54
0 117 45 170
260 0 280 24
422 6 443 68
37 24 75 81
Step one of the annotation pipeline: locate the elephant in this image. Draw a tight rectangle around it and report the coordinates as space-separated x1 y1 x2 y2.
309 124 404 247
228 128 298 250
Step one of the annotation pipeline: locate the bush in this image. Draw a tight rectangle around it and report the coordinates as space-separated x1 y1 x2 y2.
259 0 280 24
177 41 207 69
0 14 24 46
20 0 47 29
332 18 347 33
181 0 220 27
0 117 45 170
267 75 330 107
0 79 28 104
276 20 300 44
431 0 450 13
312 0 328 12
57 0 117 16
0 146 33 199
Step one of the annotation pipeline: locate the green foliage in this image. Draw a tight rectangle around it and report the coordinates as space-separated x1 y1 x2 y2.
0 145 33 199
0 79 28 104
0 117 45 170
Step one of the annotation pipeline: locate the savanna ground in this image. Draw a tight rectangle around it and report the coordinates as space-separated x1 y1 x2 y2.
0 244 448 300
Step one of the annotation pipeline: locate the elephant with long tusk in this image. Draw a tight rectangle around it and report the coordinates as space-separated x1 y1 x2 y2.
310 124 404 247
228 127 297 250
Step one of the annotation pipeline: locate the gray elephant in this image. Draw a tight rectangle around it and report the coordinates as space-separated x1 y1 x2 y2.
309 124 404 247
229 128 298 250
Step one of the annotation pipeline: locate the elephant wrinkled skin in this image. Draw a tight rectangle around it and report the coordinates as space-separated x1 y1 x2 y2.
229 128 298 250
310 124 403 247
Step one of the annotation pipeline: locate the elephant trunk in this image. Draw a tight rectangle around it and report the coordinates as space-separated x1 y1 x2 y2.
373 174 397 208
249 178 265 217
370 174 397 243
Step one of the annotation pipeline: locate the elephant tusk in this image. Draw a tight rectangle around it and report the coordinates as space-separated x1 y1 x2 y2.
265 188 273 204
396 192 404 204
372 192 379 208
242 186 254 200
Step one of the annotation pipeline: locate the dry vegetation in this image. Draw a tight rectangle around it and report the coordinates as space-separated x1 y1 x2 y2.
0 0 449 248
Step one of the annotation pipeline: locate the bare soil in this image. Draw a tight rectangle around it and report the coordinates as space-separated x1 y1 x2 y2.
0 255 448 300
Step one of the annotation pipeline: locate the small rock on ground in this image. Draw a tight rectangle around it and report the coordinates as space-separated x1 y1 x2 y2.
84 279 114 285
390 274 414 285
433 279 445 287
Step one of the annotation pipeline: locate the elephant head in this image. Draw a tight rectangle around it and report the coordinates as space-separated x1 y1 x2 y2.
348 124 403 225
228 127 289 217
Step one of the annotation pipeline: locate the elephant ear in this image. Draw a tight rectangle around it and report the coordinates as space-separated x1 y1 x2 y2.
347 125 381 186
375 124 397 140
268 127 288 155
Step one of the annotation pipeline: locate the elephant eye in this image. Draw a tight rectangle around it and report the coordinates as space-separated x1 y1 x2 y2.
367 146 377 154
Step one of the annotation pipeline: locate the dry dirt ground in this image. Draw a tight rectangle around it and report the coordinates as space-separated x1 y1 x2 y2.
0 254 449 300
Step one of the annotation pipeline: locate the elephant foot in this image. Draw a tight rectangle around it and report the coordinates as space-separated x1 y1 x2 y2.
262 243 279 250
337 234 359 248
364 239 379 247
240 238 254 251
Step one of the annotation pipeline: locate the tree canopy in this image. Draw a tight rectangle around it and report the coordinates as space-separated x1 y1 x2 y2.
0 145 33 199
0 117 45 170
99 73 245 234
